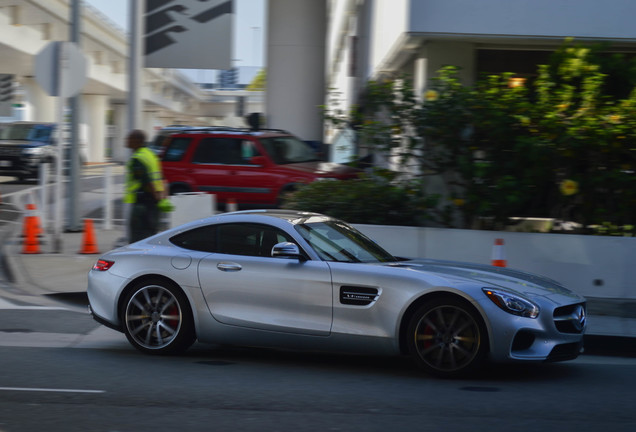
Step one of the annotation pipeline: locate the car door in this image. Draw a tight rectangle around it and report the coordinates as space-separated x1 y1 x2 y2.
196 223 333 335
191 137 278 204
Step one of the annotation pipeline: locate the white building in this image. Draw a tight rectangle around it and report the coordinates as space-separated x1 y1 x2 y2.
326 0 636 156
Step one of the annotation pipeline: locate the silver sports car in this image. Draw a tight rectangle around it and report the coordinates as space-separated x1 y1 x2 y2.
88 210 586 377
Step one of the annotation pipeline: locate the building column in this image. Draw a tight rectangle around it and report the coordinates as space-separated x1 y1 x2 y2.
111 103 128 163
20 77 56 122
266 0 326 142
81 94 108 163
142 110 161 142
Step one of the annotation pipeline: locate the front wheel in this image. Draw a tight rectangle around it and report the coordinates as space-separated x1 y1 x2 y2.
407 296 488 378
121 279 195 355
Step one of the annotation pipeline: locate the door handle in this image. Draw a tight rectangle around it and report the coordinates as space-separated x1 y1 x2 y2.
217 262 242 272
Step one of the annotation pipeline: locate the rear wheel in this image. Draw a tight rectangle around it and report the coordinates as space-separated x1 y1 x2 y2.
121 279 195 355
407 296 487 378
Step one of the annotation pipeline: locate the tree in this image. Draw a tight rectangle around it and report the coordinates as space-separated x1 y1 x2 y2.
322 40 636 231
247 69 266 91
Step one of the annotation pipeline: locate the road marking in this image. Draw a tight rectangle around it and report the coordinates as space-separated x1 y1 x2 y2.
0 387 104 394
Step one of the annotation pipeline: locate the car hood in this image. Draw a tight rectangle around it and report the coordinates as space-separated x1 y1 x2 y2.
0 139 50 147
386 258 584 305
283 161 359 177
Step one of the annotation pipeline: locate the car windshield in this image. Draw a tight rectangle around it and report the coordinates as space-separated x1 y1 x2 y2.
295 219 397 263
260 136 320 164
0 124 53 142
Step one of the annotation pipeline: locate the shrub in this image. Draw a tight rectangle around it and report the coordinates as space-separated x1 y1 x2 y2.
282 171 444 226
325 40 636 231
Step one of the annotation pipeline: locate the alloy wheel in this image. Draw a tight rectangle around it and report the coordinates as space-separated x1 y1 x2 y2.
411 303 483 375
125 284 183 351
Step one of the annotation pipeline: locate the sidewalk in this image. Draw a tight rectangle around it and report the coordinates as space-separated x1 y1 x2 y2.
1 192 635 357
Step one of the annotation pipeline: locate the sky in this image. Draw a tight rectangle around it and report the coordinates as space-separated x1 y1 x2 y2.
84 0 266 83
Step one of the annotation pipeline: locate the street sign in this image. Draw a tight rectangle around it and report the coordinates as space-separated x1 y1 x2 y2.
33 41 87 253
0 74 15 117
144 0 234 69
0 74 14 116
34 41 87 98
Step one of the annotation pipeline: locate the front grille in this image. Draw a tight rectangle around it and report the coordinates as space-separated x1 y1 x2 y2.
553 303 587 334
547 342 583 362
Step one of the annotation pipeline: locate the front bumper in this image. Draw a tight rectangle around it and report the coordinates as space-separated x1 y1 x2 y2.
482 299 586 363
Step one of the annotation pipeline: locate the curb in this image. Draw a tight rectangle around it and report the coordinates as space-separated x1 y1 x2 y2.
584 335 636 357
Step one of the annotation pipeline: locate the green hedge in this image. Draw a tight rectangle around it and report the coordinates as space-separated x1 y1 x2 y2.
282 172 445 226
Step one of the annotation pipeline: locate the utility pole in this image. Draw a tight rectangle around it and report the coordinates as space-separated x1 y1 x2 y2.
68 0 81 231
125 0 144 242
128 0 142 132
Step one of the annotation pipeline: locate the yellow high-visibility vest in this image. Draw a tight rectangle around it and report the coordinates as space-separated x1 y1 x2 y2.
124 147 165 204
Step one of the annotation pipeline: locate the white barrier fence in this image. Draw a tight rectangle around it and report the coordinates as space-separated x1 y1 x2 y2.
354 224 636 300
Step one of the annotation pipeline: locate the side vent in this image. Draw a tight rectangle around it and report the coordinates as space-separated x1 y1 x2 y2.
340 286 379 306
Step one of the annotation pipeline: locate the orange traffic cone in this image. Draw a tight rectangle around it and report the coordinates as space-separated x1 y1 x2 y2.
21 213 41 254
227 198 238 212
491 238 507 267
79 219 100 254
22 203 43 238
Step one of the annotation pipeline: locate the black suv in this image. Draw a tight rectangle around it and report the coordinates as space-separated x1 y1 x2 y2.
0 122 57 181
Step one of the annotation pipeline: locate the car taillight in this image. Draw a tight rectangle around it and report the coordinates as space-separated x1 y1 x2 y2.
92 259 114 271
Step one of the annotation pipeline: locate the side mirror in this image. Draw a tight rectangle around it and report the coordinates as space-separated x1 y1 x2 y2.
271 242 304 260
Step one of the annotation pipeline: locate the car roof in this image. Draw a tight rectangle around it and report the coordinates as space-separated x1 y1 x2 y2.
1 121 55 126
217 209 329 223
168 126 293 138
141 210 331 245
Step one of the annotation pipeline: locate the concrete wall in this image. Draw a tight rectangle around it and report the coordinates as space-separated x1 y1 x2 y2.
354 224 636 300
408 0 636 40
370 0 409 71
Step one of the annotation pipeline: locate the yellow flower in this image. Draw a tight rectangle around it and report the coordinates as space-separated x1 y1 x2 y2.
453 198 465 207
424 90 439 101
608 114 621 124
560 179 579 196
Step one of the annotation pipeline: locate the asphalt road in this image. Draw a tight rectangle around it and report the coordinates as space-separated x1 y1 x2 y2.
1 168 636 432
0 306 635 432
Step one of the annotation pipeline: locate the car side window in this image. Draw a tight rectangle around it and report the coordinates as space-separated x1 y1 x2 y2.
216 223 295 257
163 137 192 162
241 140 262 164
192 138 245 165
169 223 297 257
169 225 217 252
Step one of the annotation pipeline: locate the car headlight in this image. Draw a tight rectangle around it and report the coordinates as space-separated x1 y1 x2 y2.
482 288 540 318
22 147 44 156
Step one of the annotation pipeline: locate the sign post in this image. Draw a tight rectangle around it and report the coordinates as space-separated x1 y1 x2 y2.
34 41 87 252
0 74 14 117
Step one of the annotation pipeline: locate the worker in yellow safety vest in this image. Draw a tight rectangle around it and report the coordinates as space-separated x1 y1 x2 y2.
125 129 166 242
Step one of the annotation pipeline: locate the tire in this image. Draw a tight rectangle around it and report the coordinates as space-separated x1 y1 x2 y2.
407 296 487 378
121 279 196 355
